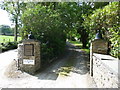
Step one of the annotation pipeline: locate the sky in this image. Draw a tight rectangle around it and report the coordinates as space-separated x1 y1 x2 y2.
0 9 13 27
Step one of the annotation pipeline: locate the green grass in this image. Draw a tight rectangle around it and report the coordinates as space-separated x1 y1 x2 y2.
69 40 90 54
81 49 90 54
0 35 22 43
68 40 82 47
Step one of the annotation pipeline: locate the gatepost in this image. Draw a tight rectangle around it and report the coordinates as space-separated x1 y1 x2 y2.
17 34 40 74
90 30 108 76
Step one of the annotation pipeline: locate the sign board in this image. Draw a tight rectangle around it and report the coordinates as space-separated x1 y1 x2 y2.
24 44 34 56
23 59 35 65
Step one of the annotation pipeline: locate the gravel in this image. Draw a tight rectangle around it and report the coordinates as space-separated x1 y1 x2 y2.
0 44 97 88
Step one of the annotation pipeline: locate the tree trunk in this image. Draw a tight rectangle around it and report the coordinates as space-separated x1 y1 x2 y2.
14 1 20 42
77 27 88 48
14 17 18 42
81 30 88 48
82 38 87 48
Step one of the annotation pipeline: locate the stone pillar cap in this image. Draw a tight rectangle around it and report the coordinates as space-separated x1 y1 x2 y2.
23 39 40 43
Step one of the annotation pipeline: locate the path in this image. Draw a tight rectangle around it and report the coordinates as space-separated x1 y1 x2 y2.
0 42 96 88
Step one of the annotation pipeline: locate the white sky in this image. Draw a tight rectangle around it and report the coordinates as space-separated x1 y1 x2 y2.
0 9 13 27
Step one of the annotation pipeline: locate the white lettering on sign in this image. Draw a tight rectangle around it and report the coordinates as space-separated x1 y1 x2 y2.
23 59 35 65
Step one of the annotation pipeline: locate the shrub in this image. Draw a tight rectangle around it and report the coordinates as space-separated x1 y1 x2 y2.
21 4 67 64
83 2 120 58
1 42 18 52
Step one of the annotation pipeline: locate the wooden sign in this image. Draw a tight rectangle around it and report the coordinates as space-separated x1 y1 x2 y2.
24 44 34 56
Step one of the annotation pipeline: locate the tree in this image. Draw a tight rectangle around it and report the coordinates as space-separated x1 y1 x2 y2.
77 2 93 48
83 2 120 58
21 4 66 63
0 1 27 41
93 2 109 9
0 25 13 35
58 2 93 48
76 2 109 48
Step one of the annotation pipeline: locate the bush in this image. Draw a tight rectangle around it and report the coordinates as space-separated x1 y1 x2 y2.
21 4 67 64
0 42 18 52
84 2 120 58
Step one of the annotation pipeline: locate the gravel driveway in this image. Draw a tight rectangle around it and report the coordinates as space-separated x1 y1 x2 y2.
0 43 96 88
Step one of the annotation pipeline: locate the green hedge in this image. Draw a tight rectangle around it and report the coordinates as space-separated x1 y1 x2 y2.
0 42 18 52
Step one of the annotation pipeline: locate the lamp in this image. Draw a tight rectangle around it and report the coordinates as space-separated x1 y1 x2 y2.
28 31 34 39
95 30 102 39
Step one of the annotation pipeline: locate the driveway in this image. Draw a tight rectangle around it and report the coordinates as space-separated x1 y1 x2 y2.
0 43 96 88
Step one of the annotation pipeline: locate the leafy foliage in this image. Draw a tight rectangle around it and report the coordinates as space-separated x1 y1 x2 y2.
1 2 119 60
21 4 66 64
0 1 27 41
58 2 93 48
84 2 120 58
0 25 13 35
0 42 18 52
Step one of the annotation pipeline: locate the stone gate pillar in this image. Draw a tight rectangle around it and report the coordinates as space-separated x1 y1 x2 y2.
90 39 108 76
18 39 41 74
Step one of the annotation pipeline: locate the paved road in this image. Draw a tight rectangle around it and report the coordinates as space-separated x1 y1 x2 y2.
0 43 96 88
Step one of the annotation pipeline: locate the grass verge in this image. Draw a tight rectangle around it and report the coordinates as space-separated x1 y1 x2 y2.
81 49 90 54
68 40 82 47
69 40 90 54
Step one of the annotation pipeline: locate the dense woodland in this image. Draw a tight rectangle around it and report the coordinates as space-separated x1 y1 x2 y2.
0 2 119 63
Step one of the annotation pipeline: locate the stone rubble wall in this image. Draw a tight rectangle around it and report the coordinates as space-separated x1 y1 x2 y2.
18 43 24 70
90 39 108 76
17 39 41 74
92 53 119 88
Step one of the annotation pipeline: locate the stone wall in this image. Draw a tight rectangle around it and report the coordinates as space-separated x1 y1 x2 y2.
90 39 108 76
18 39 41 74
91 39 108 54
90 39 119 88
92 53 119 88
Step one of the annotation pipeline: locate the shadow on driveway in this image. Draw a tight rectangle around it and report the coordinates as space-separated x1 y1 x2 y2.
35 43 90 80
